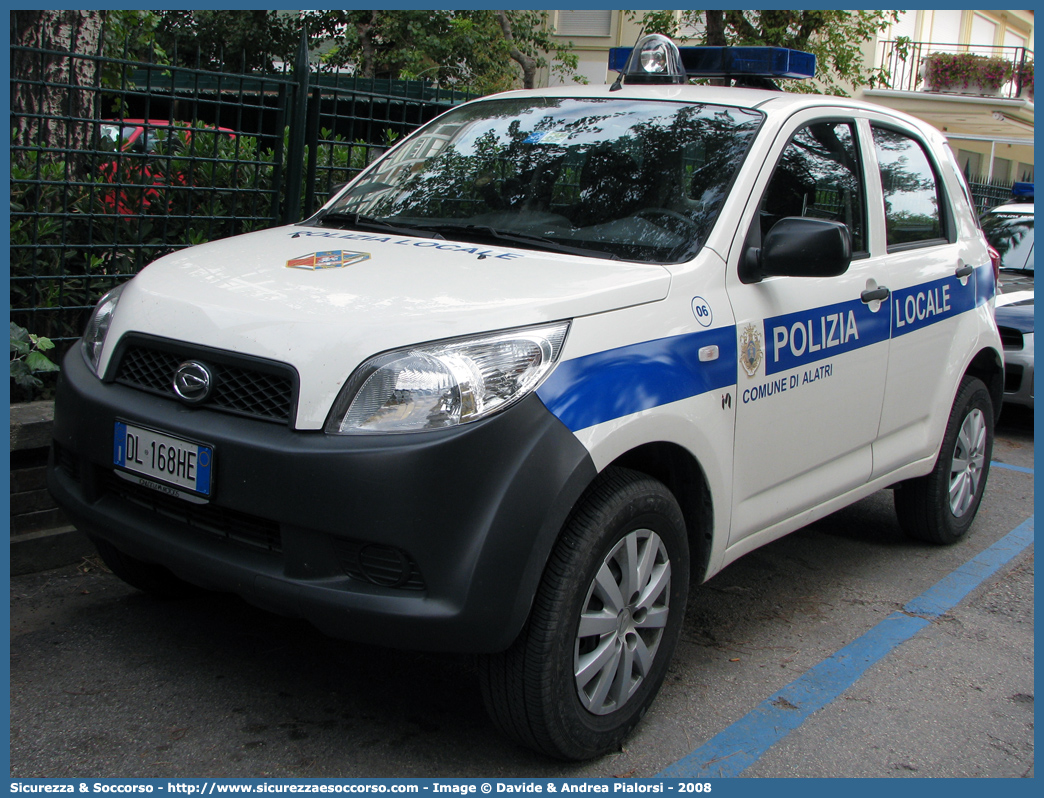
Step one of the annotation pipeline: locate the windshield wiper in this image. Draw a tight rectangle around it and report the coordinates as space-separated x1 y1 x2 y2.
314 212 444 240
421 223 622 261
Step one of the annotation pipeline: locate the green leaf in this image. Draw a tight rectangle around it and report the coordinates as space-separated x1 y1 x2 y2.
26 351 60 373
11 361 43 389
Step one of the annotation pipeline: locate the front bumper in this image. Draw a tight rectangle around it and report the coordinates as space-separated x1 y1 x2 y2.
48 347 596 652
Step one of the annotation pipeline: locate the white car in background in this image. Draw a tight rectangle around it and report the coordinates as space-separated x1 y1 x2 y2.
982 188 1033 409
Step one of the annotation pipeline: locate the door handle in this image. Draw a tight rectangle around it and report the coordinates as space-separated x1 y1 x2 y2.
955 264 974 278
861 286 890 303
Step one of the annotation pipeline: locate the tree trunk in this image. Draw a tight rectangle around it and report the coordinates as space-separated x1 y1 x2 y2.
704 11 726 46
356 11 378 79
496 10 538 89
703 12 727 86
11 10 105 170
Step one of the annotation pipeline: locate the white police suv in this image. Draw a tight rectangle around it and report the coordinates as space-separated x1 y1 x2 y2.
49 36 1004 759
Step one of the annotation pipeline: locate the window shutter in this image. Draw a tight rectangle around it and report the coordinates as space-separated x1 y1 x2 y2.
556 10 613 37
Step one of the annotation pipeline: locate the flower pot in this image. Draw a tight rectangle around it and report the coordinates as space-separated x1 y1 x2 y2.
920 54 1013 98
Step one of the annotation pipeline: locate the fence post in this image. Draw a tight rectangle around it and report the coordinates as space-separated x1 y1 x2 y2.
269 83 288 224
303 85 322 218
282 28 310 223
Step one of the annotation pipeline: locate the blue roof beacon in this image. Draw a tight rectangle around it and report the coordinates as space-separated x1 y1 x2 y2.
1011 181 1034 201
609 33 816 88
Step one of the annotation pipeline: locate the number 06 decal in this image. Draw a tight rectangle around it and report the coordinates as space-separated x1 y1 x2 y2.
691 296 713 327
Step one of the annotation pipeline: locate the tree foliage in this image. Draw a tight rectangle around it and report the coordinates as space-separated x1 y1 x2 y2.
99 10 583 92
302 10 582 92
151 11 299 72
628 10 900 95
23 9 582 92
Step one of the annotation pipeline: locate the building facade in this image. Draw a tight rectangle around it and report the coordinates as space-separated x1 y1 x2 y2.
858 10 1033 184
544 9 1034 185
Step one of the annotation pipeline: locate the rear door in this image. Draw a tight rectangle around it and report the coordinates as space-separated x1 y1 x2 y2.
864 122 984 478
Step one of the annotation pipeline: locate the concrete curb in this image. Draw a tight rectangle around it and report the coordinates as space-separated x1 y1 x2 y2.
10 525 95 576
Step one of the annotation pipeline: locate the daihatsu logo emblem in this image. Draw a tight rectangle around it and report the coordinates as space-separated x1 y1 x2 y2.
173 361 213 404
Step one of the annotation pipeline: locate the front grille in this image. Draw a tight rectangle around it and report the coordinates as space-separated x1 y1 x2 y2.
998 326 1024 351
1005 364 1024 394
113 340 296 424
104 471 282 553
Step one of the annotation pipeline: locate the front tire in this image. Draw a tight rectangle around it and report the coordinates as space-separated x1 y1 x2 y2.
894 375 994 544
479 467 689 760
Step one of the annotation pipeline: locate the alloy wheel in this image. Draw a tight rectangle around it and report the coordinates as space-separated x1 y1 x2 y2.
574 529 671 715
949 407 987 517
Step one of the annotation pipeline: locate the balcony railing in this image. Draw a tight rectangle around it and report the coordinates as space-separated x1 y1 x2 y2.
877 40 1033 101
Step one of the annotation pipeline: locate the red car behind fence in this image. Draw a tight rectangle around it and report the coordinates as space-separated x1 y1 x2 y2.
97 120 235 214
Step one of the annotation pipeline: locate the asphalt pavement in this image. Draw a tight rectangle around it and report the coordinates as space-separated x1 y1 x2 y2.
9 407 1034 779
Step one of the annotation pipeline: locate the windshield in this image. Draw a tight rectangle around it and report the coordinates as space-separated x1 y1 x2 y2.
322 97 763 263
98 124 140 151
981 211 1034 273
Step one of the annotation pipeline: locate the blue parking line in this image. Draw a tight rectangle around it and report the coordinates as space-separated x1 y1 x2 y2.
658 516 1035 778
991 461 1034 475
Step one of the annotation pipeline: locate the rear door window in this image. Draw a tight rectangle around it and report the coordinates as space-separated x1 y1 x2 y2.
872 126 950 250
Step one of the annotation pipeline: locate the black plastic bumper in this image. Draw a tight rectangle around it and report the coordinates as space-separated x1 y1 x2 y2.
48 347 597 653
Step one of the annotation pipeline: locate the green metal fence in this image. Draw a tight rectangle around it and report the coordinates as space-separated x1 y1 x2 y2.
966 176 1022 214
10 32 474 349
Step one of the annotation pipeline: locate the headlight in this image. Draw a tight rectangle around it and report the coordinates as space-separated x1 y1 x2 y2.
326 321 570 434
81 283 126 376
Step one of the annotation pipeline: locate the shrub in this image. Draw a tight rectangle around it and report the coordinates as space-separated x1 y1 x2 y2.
10 121 400 361
10 321 59 400
11 125 283 347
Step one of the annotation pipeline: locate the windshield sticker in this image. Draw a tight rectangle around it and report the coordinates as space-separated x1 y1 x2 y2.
523 130 569 145
286 250 371 270
287 230 524 260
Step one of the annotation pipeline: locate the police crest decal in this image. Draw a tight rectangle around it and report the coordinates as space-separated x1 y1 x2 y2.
740 323 763 377
286 250 371 270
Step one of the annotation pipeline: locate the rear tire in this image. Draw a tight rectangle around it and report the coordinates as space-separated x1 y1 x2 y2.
479 467 689 760
894 376 994 544
90 536 202 599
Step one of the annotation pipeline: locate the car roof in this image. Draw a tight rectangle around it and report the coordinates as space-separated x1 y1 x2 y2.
476 83 944 134
459 83 952 158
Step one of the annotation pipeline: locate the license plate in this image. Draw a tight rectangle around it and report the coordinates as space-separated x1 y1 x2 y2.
113 421 213 497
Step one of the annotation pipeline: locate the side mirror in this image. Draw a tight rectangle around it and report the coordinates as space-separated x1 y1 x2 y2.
743 217 852 282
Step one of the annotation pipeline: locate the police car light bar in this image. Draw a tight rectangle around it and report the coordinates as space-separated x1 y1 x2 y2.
1011 181 1034 200
609 39 816 82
